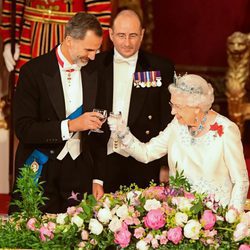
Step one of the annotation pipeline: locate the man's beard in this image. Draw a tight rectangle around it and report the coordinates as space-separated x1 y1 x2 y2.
74 56 89 68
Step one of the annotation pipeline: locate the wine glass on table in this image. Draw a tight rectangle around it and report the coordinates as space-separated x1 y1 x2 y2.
90 108 107 133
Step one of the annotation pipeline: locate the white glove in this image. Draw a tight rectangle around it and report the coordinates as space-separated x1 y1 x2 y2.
107 114 128 138
3 43 20 72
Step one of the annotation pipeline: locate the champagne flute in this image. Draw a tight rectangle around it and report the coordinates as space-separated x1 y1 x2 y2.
90 108 107 133
109 111 122 149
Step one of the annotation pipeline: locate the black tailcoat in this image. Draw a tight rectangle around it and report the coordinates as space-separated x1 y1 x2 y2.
93 49 175 192
12 48 98 213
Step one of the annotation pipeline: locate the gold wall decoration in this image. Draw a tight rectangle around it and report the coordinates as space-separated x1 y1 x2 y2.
225 31 250 134
0 98 8 129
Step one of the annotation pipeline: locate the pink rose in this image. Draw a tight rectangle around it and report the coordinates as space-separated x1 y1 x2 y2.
134 227 145 239
114 223 131 248
47 222 56 232
144 209 165 230
159 235 168 245
239 244 250 250
27 218 37 231
167 227 183 245
144 186 166 201
124 216 134 225
201 210 216 230
81 230 89 241
67 206 76 216
39 226 54 241
184 191 195 200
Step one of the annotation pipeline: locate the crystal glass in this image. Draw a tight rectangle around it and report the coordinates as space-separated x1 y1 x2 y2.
109 111 122 149
90 108 107 133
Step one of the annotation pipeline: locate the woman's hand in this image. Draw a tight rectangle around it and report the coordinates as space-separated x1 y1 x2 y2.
107 114 127 137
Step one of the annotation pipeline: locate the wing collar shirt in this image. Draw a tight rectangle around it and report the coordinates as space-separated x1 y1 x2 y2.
56 45 83 161
107 48 138 156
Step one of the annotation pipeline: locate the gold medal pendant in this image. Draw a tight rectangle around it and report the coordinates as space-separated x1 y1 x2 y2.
31 160 39 172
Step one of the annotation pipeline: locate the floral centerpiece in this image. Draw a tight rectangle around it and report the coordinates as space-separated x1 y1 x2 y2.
0 167 250 249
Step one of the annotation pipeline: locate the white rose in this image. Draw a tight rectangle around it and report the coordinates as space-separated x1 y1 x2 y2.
56 213 67 225
103 197 111 208
184 219 201 240
175 212 188 227
225 209 238 223
71 215 84 228
144 199 161 211
178 197 193 212
240 211 250 226
97 207 112 224
89 218 103 235
127 190 142 205
116 204 129 219
136 239 149 250
108 215 122 232
111 205 120 215
233 222 250 241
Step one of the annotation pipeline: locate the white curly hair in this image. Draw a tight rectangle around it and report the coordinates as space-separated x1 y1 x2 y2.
168 74 214 112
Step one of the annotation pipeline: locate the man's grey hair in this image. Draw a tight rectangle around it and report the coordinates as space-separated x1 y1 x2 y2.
65 12 103 39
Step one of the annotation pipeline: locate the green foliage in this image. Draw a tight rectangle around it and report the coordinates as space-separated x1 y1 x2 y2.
12 166 47 219
169 168 191 192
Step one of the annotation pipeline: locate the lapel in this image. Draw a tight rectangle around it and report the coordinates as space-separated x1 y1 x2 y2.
81 63 98 112
128 50 149 126
43 48 66 120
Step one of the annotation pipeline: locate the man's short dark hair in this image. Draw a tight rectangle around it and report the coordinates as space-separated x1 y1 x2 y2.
65 12 103 39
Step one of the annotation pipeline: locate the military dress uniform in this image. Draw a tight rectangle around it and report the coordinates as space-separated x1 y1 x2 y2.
0 0 111 84
92 49 175 192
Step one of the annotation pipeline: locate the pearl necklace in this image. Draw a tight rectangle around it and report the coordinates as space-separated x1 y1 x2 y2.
188 111 208 144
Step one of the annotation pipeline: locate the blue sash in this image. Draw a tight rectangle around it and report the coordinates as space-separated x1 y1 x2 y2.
25 105 84 181
25 149 49 182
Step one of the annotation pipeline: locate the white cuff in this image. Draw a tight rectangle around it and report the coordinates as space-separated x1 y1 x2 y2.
93 179 103 186
61 119 73 141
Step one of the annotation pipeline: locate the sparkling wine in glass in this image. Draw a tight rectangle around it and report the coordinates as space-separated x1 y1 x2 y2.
91 108 107 133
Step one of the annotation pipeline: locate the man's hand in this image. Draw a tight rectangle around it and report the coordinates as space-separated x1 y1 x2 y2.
92 183 104 200
68 111 103 132
159 166 169 184
3 43 20 72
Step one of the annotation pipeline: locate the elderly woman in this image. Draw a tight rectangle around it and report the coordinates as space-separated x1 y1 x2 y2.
108 74 249 212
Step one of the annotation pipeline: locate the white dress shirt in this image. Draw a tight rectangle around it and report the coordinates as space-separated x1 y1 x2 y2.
107 49 138 156
56 45 82 160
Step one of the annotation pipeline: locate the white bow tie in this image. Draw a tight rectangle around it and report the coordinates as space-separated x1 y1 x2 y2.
114 56 137 65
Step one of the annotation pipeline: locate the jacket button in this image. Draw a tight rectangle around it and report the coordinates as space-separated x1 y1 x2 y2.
145 130 150 135
148 115 152 120
50 150 54 154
